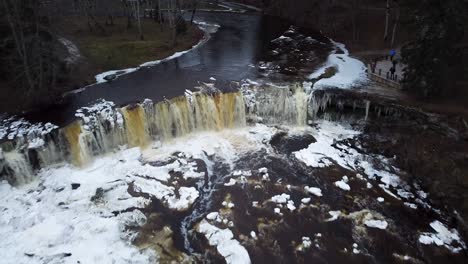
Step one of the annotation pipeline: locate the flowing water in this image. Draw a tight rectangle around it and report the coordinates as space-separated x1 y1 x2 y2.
0 8 467 264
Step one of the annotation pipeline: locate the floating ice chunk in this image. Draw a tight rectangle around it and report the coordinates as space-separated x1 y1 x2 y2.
166 187 199 211
366 182 373 189
258 167 268 174
342 176 349 183
352 243 360 254
271 193 290 204
233 170 252 177
379 185 400 200
250 231 257 239
404 202 417 209
397 189 414 199
334 179 350 191
224 178 237 186
377 197 385 203
301 198 311 204
418 220 466 253
262 173 270 181
207 212 219 221
274 208 282 215
364 220 388 230
222 201 235 209
326 211 341 222
305 186 323 197
252 201 259 207
417 190 428 199
197 220 251 264
286 200 296 212
210 77 216 81
302 237 312 249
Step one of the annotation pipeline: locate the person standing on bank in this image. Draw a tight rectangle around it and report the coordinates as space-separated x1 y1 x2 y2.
390 66 396 80
390 49 396 61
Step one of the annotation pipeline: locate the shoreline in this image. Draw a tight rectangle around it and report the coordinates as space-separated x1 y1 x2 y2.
65 20 220 96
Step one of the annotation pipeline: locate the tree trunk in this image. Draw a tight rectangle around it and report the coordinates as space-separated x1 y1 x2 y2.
3 0 35 92
391 7 400 48
137 0 144 40
191 1 198 24
384 0 390 40
171 0 176 47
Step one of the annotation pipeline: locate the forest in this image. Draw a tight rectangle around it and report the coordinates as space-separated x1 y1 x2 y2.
0 0 200 112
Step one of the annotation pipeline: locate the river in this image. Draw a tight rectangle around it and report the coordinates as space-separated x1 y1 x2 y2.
0 6 467 264
23 11 320 126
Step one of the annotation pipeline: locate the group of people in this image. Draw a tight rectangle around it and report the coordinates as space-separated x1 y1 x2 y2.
369 49 399 81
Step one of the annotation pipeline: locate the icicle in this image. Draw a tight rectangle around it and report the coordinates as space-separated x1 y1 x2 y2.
365 100 370 121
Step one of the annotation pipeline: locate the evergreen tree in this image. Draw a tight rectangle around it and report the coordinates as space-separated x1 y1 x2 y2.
401 0 465 97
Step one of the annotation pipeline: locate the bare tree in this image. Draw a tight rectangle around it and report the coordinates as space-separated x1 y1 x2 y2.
384 0 390 40
136 0 143 40
2 0 35 92
391 4 400 47
189 0 200 24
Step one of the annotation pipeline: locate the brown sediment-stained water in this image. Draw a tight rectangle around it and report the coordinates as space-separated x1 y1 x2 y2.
1 6 467 264
15 11 331 127
126 105 468 263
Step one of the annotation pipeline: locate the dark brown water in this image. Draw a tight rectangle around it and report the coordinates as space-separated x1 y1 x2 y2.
21 11 330 127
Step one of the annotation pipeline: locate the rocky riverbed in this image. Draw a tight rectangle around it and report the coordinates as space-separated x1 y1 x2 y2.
1 87 467 263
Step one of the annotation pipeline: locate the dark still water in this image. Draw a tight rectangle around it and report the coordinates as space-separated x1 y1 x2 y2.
23 12 298 126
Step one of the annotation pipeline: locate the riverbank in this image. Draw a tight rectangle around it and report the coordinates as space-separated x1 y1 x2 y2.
0 17 204 115
58 16 204 91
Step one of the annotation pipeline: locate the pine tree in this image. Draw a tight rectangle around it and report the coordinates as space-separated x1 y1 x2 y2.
401 0 465 97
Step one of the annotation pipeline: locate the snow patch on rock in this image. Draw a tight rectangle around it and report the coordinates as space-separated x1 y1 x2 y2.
197 220 251 264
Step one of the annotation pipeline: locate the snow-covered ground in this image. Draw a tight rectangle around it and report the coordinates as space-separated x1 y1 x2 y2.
1 120 466 262
0 148 156 263
0 125 275 264
0 117 58 141
309 41 368 89
58 37 82 65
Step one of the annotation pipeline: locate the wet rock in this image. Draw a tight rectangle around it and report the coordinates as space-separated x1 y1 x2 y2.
270 131 316 154
71 183 80 190
103 74 117 81
134 214 190 263
90 187 104 203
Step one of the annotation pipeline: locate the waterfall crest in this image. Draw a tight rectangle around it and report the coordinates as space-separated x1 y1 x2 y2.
1 85 365 185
